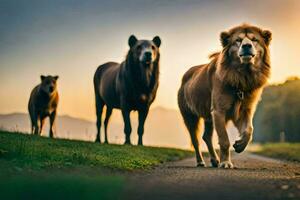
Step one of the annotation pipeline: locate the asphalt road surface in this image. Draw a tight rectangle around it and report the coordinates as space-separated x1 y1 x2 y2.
124 152 300 200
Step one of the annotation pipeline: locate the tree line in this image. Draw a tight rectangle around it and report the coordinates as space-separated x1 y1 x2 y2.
254 77 300 142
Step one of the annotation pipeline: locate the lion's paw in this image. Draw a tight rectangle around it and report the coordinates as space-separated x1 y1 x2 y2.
219 161 234 169
233 139 248 153
197 161 206 167
210 158 220 168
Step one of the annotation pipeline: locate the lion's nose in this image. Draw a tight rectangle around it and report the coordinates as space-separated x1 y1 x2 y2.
242 43 252 50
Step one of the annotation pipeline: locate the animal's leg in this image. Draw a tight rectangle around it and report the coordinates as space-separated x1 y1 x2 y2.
33 115 39 135
121 110 132 145
31 124 34 134
212 110 233 169
233 110 254 153
95 98 104 143
30 114 36 134
137 108 149 146
202 120 219 167
39 117 46 135
49 111 56 138
183 113 205 167
104 107 113 144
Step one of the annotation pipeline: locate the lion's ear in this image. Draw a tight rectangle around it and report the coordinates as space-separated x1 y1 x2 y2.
261 30 272 46
220 31 230 47
128 35 138 48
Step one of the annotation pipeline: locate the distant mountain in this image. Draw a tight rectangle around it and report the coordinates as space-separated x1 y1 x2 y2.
0 113 95 141
0 107 239 149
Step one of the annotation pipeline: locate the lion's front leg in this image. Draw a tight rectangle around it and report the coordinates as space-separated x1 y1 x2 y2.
212 110 233 169
233 110 254 153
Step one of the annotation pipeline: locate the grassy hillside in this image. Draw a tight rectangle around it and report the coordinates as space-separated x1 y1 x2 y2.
0 130 193 200
0 130 192 170
254 143 300 162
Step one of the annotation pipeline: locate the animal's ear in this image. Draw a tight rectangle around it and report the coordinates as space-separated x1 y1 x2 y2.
128 35 138 48
40 75 46 82
152 36 161 48
220 31 230 47
53 75 59 81
261 30 272 46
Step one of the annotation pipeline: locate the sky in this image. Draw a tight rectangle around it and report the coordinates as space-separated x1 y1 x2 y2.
1 0 300 121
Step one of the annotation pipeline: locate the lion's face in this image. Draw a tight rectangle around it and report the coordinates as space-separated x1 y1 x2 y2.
220 25 272 66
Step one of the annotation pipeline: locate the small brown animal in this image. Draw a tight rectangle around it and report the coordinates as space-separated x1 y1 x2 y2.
94 35 161 145
178 24 272 168
28 75 59 137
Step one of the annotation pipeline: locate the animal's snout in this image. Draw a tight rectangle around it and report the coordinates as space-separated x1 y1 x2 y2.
49 86 54 92
242 43 252 51
239 42 255 57
141 51 153 64
144 52 152 60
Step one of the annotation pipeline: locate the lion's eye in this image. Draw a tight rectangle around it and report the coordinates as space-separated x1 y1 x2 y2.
252 38 258 42
236 38 242 45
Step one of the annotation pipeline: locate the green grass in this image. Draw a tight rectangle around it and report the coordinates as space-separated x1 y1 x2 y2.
0 130 192 170
0 130 193 200
254 143 300 162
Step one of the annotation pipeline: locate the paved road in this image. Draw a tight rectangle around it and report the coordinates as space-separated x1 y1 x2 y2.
124 153 300 200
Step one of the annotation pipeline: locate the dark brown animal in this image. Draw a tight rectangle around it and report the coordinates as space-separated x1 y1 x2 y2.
28 75 59 137
178 24 272 168
94 35 161 145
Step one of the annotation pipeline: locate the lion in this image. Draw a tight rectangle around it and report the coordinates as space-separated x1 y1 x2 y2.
28 75 59 137
178 24 272 168
93 35 161 145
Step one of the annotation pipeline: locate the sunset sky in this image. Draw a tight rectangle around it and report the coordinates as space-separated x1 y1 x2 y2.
1 0 300 121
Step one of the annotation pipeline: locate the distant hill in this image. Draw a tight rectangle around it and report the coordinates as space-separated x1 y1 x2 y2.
0 113 96 141
0 107 191 149
0 107 239 149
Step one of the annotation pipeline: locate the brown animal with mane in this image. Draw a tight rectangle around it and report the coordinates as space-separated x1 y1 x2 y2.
94 35 161 145
178 24 272 168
